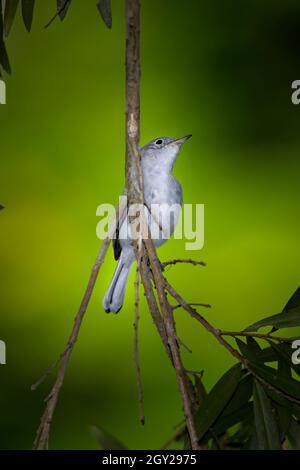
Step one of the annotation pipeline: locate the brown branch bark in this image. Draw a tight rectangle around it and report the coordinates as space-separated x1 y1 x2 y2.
32 200 126 449
125 0 200 450
162 259 206 269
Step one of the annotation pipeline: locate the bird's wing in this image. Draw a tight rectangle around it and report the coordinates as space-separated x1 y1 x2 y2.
113 191 127 261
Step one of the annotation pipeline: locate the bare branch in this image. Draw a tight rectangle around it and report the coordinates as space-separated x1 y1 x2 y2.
172 302 211 311
220 331 296 344
32 200 126 449
162 259 206 269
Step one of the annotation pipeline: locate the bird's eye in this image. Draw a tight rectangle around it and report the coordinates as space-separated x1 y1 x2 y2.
155 139 163 145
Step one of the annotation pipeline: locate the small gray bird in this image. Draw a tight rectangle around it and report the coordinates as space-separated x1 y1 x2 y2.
103 135 191 313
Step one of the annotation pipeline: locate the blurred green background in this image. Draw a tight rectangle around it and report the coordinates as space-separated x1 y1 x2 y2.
1 0 300 449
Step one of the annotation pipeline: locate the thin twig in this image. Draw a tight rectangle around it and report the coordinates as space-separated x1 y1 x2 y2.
172 302 211 311
133 266 145 425
176 335 193 354
162 259 206 269
220 331 296 344
33 200 126 449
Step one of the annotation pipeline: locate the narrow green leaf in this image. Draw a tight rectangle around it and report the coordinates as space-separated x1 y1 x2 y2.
4 0 19 37
256 346 277 363
229 419 254 447
253 380 281 449
246 336 261 352
235 338 263 363
222 373 253 417
0 40 11 74
249 362 300 402
275 403 291 442
287 418 300 449
90 425 127 450
195 363 242 440
202 403 253 443
0 1 11 73
56 0 72 21
283 287 300 312
266 388 300 420
272 343 300 377
97 0 112 29
21 0 34 32
244 306 300 332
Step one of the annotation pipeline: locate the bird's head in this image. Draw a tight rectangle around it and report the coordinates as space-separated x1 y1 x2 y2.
140 135 192 172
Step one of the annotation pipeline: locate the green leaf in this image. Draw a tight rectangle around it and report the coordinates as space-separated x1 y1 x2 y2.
253 380 281 449
275 403 291 442
4 0 19 37
287 418 300 449
229 418 254 447
256 346 277 363
90 425 127 450
202 403 253 443
235 338 263 363
244 306 300 332
195 363 242 440
283 287 300 312
221 373 253 417
246 336 261 352
266 388 300 420
0 1 11 74
97 0 112 29
56 0 72 21
249 362 300 402
21 0 34 32
0 40 11 74
272 343 300 377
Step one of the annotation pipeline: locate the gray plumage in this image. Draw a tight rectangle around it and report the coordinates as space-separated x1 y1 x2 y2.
103 135 191 313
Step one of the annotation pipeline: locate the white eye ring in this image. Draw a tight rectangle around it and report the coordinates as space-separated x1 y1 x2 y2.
155 139 163 145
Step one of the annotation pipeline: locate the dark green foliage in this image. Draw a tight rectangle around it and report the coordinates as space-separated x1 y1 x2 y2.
97 0 112 29
0 0 112 74
195 364 242 441
253 380 281 449
3 0 19 37
21 0 34 32
56 0 72 21
173 288 300 450
0 1 11 74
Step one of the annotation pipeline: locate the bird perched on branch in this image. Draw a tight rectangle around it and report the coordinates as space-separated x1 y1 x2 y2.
103 135 192 313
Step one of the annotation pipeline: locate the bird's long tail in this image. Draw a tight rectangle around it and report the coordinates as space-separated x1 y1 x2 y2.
102 249 134 313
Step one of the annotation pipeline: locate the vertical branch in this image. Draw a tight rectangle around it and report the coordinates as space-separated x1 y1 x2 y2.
125 0 142 204
125 0 200 450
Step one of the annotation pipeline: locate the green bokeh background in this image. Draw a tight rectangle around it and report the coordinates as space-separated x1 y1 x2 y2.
1 0 300 449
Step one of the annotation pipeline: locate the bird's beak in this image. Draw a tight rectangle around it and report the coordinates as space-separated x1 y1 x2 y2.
173 134 192 145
